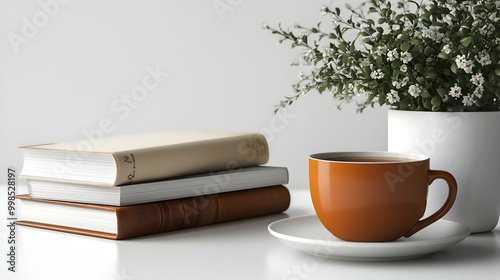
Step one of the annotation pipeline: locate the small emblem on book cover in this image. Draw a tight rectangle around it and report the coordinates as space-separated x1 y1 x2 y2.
123 153 136 181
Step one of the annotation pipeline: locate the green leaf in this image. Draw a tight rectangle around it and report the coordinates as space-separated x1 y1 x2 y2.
337 82 344 93
415 63 424 73
338 41 347 52
423 46 434 56
460 37 472 47
318 83 327 93
410 38 420 45
437 88 448 97
342 55 349 64
378 92 386 106
399 34 410 42
449 25 460 35
367 92 377 103
437 52 450 59
400 41 410 51
495 68 500 76
432 105 441 111
431 96 441 106
405 13 417 21
424 67 437 78
399 98 410 109
423 98 432 109
363 38 374 45
381 8 388 17
421 91 431 98
450 63 458 74
392 69 401 79
391 60 402 68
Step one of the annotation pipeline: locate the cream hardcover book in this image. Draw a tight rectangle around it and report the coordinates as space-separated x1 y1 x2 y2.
20 130 269 186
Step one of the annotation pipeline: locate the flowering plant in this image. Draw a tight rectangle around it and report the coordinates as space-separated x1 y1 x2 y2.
264 0 500 112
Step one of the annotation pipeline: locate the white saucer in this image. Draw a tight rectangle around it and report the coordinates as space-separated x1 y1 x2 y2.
268 215 471 261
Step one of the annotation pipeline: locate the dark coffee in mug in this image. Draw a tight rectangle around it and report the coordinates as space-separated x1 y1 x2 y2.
328 157 411 163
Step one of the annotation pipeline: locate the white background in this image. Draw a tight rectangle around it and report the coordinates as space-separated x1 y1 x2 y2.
0 0 388 278
0 0 387 192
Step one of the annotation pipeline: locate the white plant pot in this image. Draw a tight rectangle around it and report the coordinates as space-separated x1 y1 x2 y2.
388 109 500 233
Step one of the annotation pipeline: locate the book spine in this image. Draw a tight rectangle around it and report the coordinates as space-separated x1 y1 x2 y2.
114 185 290 239
113 133 269 186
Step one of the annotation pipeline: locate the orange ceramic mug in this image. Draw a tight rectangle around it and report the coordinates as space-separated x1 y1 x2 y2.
309 152 457 242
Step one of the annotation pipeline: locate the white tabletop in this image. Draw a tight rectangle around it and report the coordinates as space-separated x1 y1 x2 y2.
3 190 500 280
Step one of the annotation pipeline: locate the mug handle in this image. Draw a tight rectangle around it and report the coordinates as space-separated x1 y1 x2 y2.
404 170 458 237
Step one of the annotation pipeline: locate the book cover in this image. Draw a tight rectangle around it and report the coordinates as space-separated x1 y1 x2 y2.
16 185 290 240
20 130 269 186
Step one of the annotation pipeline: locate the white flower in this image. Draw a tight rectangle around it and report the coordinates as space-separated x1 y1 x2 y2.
348 83 355 92
387 48 399 62
462 94 475 107
360 23 370 33
449 84 462 98
442 44 452 54
298 71 305 81
400 64 408 73
475 50 492 66
458 2 468 10
387 90 400 104
360 58 371 67
446 0 457 6
370 69 385 79
455 55 473 74
400 51 412 64
473 85 484 98
408 85 422 98
392 80 402 89
478 24 494 36
470 73 484 86
322 48 334 62
375 46 388 56
401 77 409 87
422 25 444 41
320 5 328 15
301 49 315 64
323 48 333 56
403 21 414 32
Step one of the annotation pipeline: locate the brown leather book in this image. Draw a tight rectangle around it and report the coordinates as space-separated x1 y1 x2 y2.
16 185 290 240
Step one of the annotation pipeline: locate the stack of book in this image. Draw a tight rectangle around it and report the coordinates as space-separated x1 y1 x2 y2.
16 131 290 240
